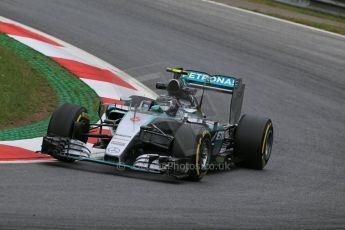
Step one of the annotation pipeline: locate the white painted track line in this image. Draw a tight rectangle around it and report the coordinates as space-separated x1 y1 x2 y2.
201 0 345 40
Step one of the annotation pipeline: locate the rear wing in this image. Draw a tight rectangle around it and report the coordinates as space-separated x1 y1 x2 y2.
167 68 245 124
181 70 237 94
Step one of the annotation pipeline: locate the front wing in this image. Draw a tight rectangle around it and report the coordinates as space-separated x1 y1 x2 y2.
41 136 191 177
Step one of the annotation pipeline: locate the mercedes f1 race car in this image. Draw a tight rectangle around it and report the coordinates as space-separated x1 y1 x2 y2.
41 68 273 181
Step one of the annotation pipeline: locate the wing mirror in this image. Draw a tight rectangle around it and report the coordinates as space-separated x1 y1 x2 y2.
156 82 167 90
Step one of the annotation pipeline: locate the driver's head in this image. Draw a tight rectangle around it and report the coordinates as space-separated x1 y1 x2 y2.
166 98 179 116
153 96 179 116
167 79 181 97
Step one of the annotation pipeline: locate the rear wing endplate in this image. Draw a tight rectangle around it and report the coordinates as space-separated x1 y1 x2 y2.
229 78 245 124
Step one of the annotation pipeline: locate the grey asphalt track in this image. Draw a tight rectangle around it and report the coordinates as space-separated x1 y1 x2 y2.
1 0 345 229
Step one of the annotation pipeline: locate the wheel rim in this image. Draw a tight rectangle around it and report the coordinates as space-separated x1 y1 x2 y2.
264 128 273 161
199 141 210 171
73 116 90 143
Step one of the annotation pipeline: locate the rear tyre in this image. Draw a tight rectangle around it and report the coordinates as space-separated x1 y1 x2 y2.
47 103 90 162
235 114 273 169
173 125 212 181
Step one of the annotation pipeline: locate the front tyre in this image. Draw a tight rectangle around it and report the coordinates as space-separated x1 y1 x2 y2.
46 103 90 162
235 114 273 169
172 125 212 181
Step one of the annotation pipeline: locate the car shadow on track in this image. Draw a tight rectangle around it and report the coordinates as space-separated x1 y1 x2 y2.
40 161 184 184
39 161 249 183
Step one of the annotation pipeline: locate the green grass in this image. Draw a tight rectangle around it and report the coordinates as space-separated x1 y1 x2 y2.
0 45 57 128
223 0 345 35
0 33 100 140
266 12 345 35
248 0 345 22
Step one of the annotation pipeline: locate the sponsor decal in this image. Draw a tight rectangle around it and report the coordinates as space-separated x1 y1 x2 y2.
108 147 121 153
111 141 125 146
182 71 235 89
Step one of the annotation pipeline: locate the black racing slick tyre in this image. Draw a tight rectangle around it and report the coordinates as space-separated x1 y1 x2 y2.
47 103 90 162
235 114 273 170
173 125 212 181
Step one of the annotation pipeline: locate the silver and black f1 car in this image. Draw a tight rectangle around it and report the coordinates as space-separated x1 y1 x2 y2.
41 68 273 181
